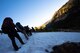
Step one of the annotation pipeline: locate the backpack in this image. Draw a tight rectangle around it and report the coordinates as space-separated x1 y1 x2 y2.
1 17 13 34
1 26 8 34
16 22 24 31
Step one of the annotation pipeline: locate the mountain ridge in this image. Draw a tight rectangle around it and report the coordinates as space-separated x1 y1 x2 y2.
42 0 80 31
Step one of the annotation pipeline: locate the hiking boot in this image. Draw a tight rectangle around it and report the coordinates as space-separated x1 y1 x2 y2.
14 47 21 51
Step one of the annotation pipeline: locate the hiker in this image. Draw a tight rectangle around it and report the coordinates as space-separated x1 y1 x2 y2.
1 17 24 51
24 25 32 36
16 22 29 40
31 27 35 32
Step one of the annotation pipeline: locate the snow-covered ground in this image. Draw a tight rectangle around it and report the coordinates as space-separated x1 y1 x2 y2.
0 32 80 53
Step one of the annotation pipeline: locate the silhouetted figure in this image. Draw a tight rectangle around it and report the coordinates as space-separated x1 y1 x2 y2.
24 26 32 36
1 17 24 51
16 22 28 40
31 27 35 32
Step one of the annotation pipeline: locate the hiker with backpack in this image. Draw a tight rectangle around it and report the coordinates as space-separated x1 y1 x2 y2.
31 27 36 32
1 17 24 51
24 25 32 36
16 22 29 40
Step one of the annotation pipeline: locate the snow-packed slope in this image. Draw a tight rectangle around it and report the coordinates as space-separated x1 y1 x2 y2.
0 32 80 53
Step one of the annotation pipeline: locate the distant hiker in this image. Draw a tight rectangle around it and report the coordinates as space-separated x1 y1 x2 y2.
31 27 35 32
1 17 24 51
24 25 32 36
16 22 29 40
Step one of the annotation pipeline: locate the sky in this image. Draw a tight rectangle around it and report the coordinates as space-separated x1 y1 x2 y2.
0 0 68 29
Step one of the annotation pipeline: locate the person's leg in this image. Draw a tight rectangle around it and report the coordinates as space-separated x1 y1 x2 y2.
15 33 24 44
8 34 19 51
29 30 32 35
26 31 30 36
27 30 32 36
22 30 29 40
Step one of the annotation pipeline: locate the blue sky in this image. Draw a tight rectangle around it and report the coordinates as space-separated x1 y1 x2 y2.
0 0 68 29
